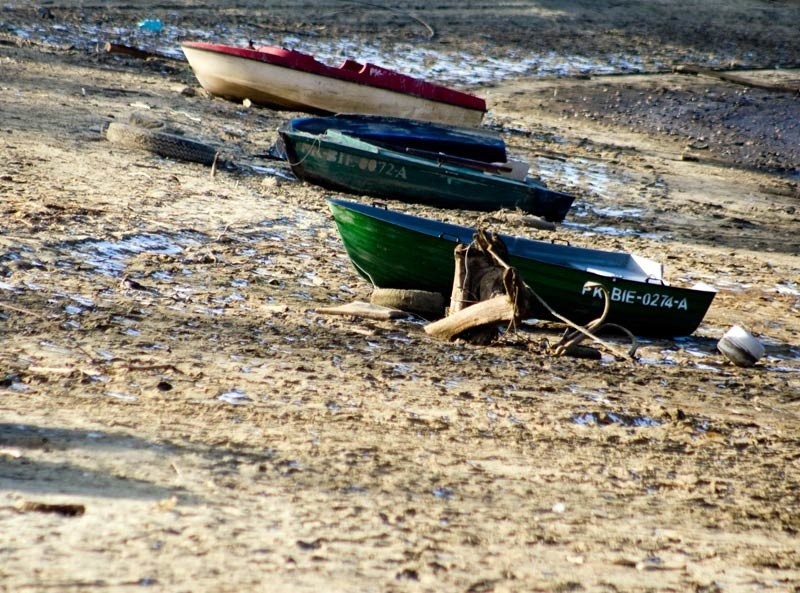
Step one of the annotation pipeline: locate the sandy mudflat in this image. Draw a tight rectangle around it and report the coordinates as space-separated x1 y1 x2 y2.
1 2 799 591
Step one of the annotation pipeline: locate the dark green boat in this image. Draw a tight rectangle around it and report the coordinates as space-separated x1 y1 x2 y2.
280 123 575 222
328 198 717 337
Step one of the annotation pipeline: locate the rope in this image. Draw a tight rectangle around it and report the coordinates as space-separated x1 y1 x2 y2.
467 230 638 361
286 135 322 167
538 284 638 361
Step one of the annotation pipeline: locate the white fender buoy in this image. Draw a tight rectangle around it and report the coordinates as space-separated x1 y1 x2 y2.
717 325 765 367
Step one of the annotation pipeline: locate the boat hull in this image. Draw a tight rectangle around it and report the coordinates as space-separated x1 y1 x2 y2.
282 129 575 221
328 199 716 337
182 43 485 126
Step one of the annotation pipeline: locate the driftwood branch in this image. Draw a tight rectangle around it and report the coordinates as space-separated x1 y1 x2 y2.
316 301 407 320
425 295 515 341
428 231 523 344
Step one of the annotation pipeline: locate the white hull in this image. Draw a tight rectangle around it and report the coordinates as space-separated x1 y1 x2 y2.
183 46 484 126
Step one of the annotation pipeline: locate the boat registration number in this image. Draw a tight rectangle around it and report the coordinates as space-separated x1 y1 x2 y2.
325 150 407 180
582 284 689 310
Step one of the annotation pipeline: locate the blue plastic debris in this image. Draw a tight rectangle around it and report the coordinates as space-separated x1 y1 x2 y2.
137 19 163 33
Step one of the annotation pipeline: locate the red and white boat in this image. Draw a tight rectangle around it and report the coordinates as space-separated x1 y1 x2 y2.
181 41 486 126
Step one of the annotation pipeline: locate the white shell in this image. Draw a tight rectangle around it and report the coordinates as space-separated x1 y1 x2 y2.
717 325 765 367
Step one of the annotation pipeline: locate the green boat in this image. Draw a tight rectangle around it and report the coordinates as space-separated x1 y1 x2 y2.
280 124 575 222
328 198 717 337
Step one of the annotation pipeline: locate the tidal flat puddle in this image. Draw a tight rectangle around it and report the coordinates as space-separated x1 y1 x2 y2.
56 207 332 282
67 231 205 276
530 156 667 239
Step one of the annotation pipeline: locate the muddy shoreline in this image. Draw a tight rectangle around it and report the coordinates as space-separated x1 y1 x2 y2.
2 2 800 592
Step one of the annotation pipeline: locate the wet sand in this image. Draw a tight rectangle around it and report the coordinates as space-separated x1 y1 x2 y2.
1 2 800 591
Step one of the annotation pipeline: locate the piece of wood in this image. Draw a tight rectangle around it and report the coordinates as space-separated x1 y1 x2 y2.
103 41 179 62
0 301 45 319
674 64 800 94
16 501 85 516
434 230 530 344
448 243 469 314
424 294 515 341
405 147 513 174
370 288 444 315
316 301 407 320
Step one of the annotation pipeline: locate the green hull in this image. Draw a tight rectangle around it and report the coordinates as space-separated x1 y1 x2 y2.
328 199 716 337
281 129 574 222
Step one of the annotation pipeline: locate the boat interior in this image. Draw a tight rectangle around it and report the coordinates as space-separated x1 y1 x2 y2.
333 199 665 283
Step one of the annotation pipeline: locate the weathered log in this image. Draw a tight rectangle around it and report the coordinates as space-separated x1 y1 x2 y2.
370 288 444 316
424 294 515 341
316 301 406 320
430 230 531 343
